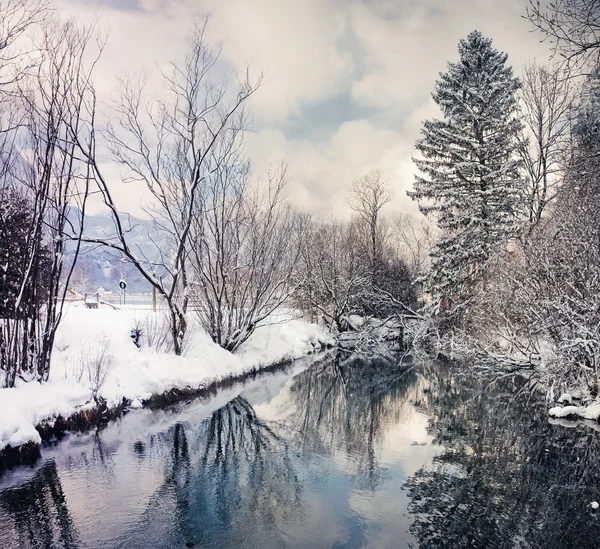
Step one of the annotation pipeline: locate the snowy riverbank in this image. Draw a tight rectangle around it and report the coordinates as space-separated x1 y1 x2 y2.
548 399 600 422
0 305 333 457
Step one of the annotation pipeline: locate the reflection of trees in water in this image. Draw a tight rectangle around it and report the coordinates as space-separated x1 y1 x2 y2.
0 355 425 549
4 358 599 549
0 460 79 549
133 353 422 547
200 397 301 527
64 430 117 482
287 352 420 490
134 396 302 548
405 364 600 549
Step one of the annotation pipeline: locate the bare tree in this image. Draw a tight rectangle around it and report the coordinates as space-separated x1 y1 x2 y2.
295 216 368 331
347 170 394 274
527 0 600 73
68 254 95 294
391 213 435 278
189 163 302 352
77 20 260 355
512 195 600 392
0 17 100 387
0 0 48 92
517 62 573 232
0 1 48 190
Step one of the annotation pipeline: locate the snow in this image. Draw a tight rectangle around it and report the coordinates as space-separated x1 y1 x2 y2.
0 304 332 453
344 315 365 331
558 393 573 404
548 401 600 421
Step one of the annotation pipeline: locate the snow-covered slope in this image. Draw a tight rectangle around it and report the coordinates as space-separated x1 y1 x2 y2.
0 305 332 453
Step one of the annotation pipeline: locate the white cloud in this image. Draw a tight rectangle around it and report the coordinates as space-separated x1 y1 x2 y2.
206 0 354 123
349 0 550 111
59 0 556 219
245 120 422 218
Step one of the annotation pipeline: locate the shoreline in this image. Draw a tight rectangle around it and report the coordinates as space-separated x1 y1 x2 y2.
0 346 335 472
0 306 335 472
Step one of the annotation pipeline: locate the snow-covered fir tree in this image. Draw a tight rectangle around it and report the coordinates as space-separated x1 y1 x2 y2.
409 30 524 309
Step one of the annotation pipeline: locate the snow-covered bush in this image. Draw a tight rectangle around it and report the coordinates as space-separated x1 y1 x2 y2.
79 338 113 403
131 312 170 352
129 311 194 355
464 250 544 366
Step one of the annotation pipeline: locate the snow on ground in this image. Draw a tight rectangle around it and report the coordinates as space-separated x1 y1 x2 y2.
0 304 332 453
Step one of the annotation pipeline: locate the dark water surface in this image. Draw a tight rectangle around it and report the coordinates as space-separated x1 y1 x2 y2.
1 352 600 549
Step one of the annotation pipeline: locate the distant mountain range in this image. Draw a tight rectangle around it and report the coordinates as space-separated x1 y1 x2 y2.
65 210 170 294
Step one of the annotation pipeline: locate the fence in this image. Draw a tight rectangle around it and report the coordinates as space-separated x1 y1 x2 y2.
64 292 161 311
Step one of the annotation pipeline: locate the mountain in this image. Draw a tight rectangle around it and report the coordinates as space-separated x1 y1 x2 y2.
65 209 170 294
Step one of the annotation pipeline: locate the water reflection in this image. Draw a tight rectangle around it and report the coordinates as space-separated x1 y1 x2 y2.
125 353 421 548
287 353 419 490
131 396 304 548
405 364 600 549
0 354 599 548
0 460 79 548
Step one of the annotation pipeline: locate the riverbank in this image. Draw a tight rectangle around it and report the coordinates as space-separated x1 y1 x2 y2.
548 399 600 422
0 305 333 469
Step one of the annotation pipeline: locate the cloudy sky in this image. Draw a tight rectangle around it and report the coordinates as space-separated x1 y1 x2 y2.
61 0 551 218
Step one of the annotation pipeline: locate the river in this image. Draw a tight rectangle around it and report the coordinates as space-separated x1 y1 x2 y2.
1 351 599 548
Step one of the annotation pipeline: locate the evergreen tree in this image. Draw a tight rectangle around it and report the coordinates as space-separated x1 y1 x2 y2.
409 30 524 309
0 189 51 319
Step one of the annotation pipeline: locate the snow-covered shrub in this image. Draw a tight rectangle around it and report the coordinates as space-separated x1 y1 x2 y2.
131 311 192 355
401 315 438 356
132 313 164 351
517 220 600 391
464 250 543 365
79 338 113 402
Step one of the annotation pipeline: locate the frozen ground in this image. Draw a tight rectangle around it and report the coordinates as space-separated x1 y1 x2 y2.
0 304 332 453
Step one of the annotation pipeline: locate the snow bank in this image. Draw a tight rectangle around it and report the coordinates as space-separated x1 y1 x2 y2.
0 305 332 453
548 401 600 421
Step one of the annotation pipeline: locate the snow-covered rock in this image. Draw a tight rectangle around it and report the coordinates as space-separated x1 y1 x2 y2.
558 393 573 404
548 401 600 421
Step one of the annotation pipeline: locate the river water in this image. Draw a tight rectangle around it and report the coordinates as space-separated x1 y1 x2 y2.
1 352 599 549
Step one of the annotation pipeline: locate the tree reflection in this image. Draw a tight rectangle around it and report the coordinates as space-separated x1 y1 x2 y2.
0 459 79 549
287 352 419 490
133 352 421 547
134 395 303 548
405 364 600 549
10 354 600 548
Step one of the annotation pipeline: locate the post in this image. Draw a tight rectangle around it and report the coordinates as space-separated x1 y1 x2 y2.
119 279 127 307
